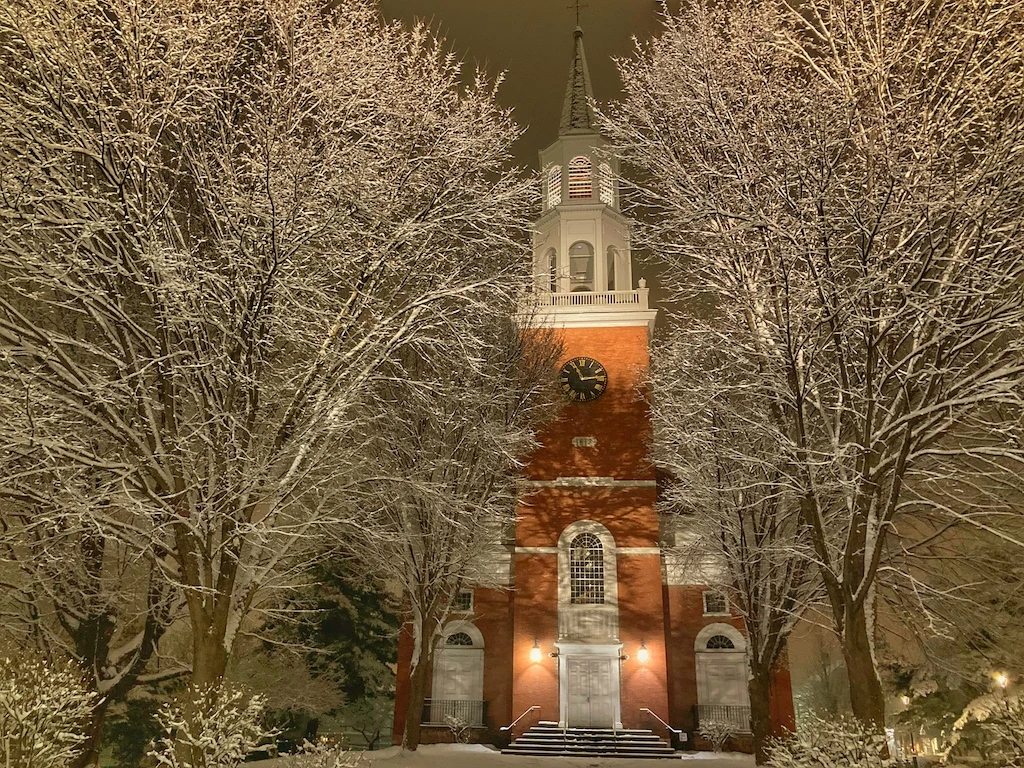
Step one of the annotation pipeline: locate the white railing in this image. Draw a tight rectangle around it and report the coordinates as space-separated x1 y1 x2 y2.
541 290 643 307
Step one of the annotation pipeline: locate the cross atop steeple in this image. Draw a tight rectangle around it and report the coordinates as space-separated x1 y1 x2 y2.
567 0 589 27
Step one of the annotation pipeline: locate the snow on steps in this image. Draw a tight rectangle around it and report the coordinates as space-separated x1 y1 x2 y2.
502 724 676 759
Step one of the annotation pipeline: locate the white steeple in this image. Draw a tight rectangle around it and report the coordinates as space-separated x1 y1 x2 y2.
530 28 656 335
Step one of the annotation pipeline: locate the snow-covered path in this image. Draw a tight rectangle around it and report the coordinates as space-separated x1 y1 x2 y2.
266 743 756 768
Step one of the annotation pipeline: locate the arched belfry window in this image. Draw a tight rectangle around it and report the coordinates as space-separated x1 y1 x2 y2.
599 162 615 206
546 165 563 209
568 156 592 199
569 241 594 292
547 248 558 292
569 533 605 604
607 246 617 291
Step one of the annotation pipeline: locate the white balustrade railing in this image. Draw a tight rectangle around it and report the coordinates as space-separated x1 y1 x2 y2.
538 289 646 308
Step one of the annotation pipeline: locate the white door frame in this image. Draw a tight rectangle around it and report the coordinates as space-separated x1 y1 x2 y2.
555 642 623 729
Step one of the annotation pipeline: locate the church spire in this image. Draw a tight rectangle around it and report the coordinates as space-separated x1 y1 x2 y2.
558 27 596 136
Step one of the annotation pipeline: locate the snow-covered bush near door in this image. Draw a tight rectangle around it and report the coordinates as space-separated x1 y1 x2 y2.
767 716 897 768
149 683 270 768
698 720 736 752
0 653 99 768
273 741 367 767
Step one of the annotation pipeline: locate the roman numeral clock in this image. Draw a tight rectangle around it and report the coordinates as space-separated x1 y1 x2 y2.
559 357 608 402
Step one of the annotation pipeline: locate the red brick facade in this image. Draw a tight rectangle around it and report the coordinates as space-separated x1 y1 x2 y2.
392 323 796 749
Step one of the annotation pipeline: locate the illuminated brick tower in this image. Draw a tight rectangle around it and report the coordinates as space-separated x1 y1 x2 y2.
392 27 794 753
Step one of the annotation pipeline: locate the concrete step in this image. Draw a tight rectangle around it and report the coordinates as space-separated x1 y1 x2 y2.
502 725 676 759
514 735 668 745
502 748 676 759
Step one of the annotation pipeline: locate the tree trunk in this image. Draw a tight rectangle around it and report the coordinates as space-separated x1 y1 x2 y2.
191 626 230 690
748 665 773 765
841 606 887 731
70 700 108 768
402 628 434 751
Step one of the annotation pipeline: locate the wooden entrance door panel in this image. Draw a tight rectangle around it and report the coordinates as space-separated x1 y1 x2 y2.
566 657 615 727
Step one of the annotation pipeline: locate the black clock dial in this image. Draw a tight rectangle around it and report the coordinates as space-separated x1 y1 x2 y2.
558 357 608 402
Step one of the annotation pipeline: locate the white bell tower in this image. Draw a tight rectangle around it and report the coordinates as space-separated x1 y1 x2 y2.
532 27 656 335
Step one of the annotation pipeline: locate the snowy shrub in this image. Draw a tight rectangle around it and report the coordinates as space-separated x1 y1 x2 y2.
275 740 366 767
698 720 735 752
767 716 897 768
149 683 270 768
948 693 1024 766
444 713 471 743
0 654 99 768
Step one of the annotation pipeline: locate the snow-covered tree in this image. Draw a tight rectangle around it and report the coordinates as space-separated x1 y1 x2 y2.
602 0 1024 731
150 683 269 768
334 314 561 749
653 335 820 762
0 0 532 740
0 653 99 768
0 500 183 767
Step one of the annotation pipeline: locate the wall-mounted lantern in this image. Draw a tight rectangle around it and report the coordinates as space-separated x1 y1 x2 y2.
529 639 542 663
637 640 650 664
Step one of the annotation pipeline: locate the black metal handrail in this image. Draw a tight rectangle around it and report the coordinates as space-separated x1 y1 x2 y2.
500 705 540 733
421 699 487 727
641 707 685 749
694 704 751 733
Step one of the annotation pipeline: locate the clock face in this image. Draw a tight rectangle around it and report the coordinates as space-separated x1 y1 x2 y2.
559 357 608 402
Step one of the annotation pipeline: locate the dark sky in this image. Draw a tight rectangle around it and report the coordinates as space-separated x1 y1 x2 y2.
379 0 681 169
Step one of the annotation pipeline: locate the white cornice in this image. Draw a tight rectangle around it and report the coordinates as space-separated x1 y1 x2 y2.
513 546 661 555
520 477 657 488
530 307 658 333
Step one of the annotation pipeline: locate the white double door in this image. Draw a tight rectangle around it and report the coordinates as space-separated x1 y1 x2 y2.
560 647 621 728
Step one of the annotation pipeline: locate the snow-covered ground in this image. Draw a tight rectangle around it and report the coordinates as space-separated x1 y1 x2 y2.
266 743 756 768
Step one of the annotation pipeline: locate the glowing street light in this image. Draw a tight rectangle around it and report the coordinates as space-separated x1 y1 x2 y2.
996 672 1009 689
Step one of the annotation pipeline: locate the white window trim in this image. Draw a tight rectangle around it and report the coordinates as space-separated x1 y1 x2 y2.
702 589 731 616
557 520 619 642
452 589 474 613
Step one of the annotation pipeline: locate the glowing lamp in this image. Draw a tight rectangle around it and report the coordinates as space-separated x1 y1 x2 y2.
529 639 542 663
901 695 910 706
996 672 1009 689
637 640 650 664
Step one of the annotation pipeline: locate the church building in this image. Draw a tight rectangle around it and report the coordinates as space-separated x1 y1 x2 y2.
393 27 795 755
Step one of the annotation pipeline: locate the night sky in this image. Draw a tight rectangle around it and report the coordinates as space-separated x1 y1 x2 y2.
379 0 682 169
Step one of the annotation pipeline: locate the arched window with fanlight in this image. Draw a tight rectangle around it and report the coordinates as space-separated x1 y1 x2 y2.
430 623 485 726
606 246 617 291
546 165 563 209
569 533 605 604
569 241 594 292
694 624 750 732
568 156 592 199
